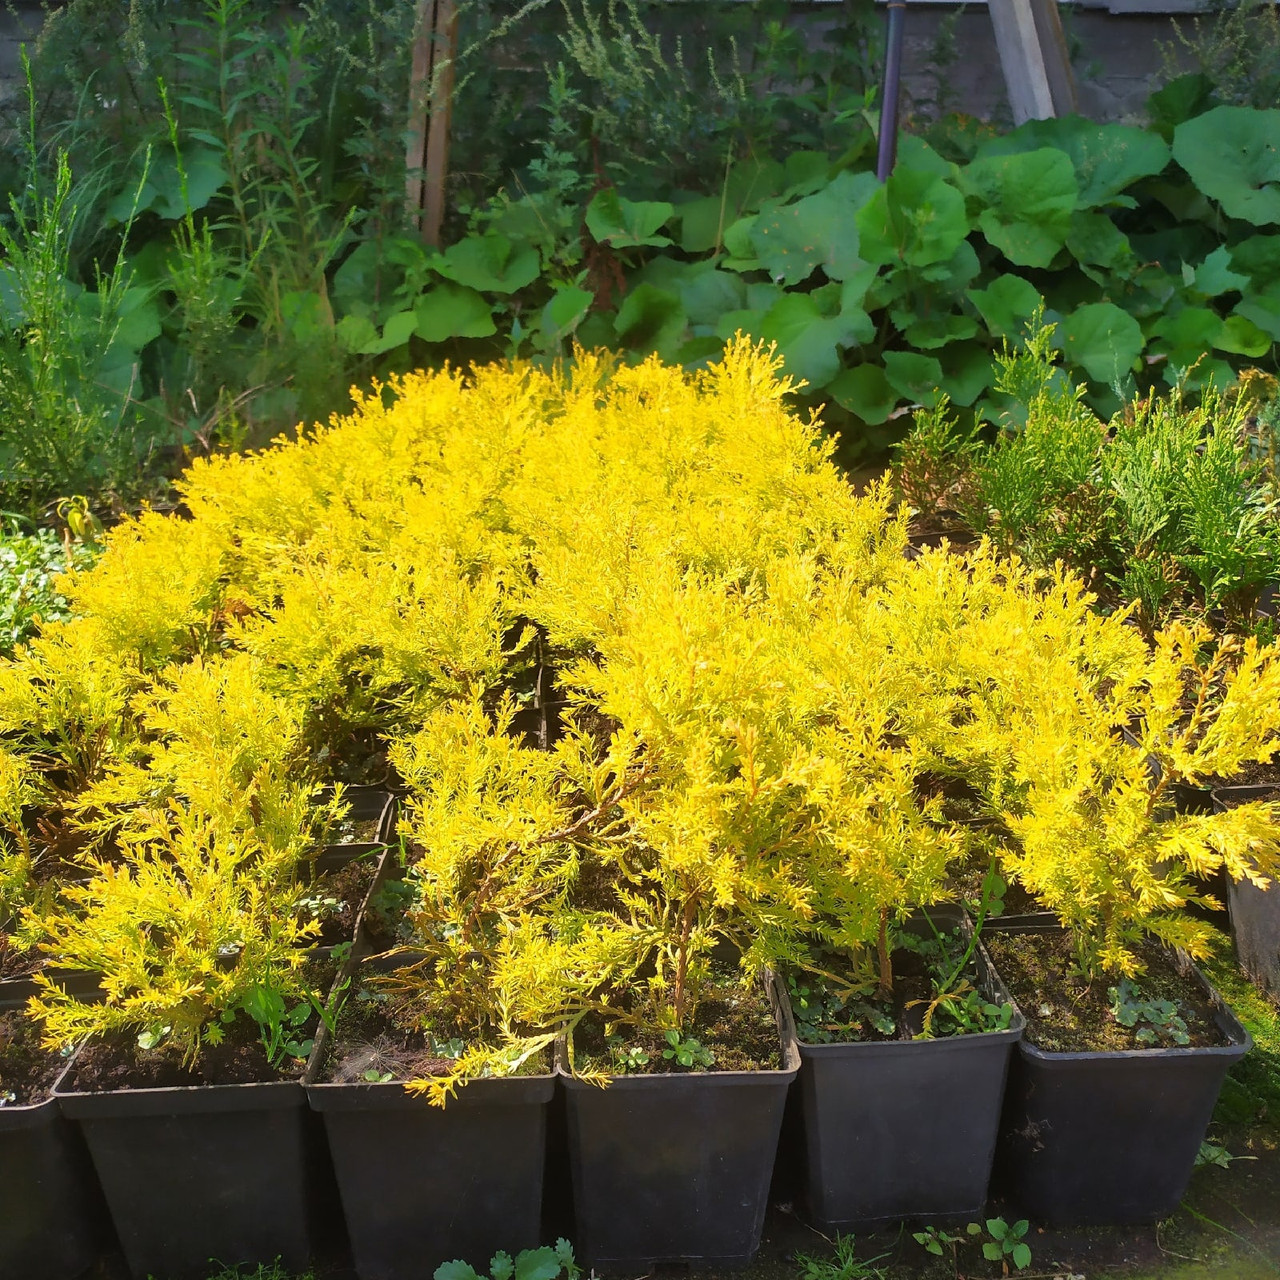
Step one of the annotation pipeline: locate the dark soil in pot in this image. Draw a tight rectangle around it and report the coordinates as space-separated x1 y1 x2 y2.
559 971 799 1269
0 980 110 1279
985 930 1229 1052
302 852 384 949
306 957 554 1280
571 971 782 1074
0 928 44 981
0 1001 69 1105
1209 758 1280 793
986 920 1249 1226
786 907 1023 1230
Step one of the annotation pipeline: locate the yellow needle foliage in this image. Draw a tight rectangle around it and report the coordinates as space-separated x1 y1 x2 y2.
3 336 1280 1081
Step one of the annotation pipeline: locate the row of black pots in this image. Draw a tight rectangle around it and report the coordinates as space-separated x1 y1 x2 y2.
1 909 1250 1280
0 787 401 1280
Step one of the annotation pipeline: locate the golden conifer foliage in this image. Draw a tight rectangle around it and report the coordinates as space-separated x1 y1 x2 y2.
2 338 1280 1084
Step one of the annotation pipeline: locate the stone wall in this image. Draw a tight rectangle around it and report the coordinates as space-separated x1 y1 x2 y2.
0 1 1204 122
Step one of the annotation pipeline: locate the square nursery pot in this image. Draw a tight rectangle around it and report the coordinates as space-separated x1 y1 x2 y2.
558 973 800 1269
306 1067 554 1280
1213 784 1280 998
0 977 108 1279
792 906 1025 1231
53 1051 332 1279
314 786 398 869
304 952 554 1280
989 915 1250 1226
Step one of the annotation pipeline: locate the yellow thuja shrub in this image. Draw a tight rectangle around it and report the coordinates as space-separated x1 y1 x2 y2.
0 618 147 803
75 653 337 868
30 802 316 1062
870 544 1280 974
59 512 229 671
10 334 1280 1079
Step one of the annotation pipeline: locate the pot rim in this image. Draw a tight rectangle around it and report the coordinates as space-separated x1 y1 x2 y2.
985 916 1252 1063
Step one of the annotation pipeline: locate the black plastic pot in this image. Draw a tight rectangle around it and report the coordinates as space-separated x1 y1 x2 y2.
54 1057 330 1279
1213 783 1280 997
307 1069 553 1280
0 978 108 1278
989 916 1250 1226
313 786 398 870
559 974 799 1268
792 908 1024 1230
305 949 554 1280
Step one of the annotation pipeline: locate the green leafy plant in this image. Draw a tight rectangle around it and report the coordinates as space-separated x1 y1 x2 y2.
0 520 99 656
434 1239 578 1280
205 1264 314 1280
979 1217 1032 1272
1108 978 1192 1047
236 982 331 1069
913 1219 1031 1273
795 1233 890 1280
0 64 160 515
661 1028 715 1070
898 319 1280 632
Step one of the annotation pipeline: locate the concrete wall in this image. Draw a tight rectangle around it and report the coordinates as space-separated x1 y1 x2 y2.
0 1 1204 123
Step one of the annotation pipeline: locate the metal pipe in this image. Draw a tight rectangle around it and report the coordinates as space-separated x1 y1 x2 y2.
876 0 907 182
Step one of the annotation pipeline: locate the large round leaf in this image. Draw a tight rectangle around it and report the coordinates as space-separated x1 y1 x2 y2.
437 233 540 294
857 167 969 269
828 364 896 424
1173 107 1280 225
413 283 496 343
1235 284 1280 340
967 274 1043 339
978 119 1169 209
962 148 1078 268
750 171 880 285
882 350 944 403
614 284 688 359
586 190 674 248
759 293 873 389
1058 302 1144 384
538 286 593 348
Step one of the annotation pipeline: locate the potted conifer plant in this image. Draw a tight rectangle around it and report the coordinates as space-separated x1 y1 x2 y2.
883 549 1277 1224
304 697 564 1280
21 655 347 1280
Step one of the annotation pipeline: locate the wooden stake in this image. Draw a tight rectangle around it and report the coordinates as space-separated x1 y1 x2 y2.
988 0 1078 125
423 0 458 250
404 0 459 247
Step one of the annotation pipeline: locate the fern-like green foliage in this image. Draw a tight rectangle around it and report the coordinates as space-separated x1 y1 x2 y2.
898 320 1280 632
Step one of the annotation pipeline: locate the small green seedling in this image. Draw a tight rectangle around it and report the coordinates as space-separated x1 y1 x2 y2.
434 1238 579 1280
1109 979 1191 1046
662 1028 714 1069
980 1217 1032 1272
608 1038 652 1072
912 1223 966 1258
